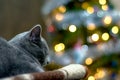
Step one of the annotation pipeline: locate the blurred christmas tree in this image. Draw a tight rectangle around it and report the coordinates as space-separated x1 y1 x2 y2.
42 0 120 80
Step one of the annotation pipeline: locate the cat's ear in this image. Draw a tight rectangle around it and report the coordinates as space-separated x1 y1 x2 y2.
29 24 42 43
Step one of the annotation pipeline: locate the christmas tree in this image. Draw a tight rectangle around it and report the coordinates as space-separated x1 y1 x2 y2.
42 0 120 80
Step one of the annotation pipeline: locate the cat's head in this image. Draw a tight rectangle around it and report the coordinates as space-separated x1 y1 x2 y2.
9 24 50 66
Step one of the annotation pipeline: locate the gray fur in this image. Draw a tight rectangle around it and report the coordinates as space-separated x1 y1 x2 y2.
0 24 49 78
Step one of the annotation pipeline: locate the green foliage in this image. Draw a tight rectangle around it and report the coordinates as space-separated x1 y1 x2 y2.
87 53 120 73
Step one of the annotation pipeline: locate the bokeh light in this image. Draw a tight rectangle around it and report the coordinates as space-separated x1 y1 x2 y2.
102 32 109 41
88 76 95 80
85 57 93 65
58 6 66 13
55 13 64 21
91 33 99 42
111 26 119 34
99 0 106 5
101 5 108 11
94 68 106 79
103 16 112 25
87 23 96 30
54 43 65 52
69 25 77 32
87 7 94 14
82 2 89 9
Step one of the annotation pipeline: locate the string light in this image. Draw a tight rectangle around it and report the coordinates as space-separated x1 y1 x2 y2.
82 2 89 9
91 33 99 42
85 57 93 65
47 25 55 32
58 6 66 13
55 13 64 21
87 6 94 14
87 23 96 30
99 0 106 5
103 16 112 25
69 25 77 32
101 5 108 11
54 43 65 52
94 68 106 79
111 26 119 34
102 32 109 41
88 76 95 80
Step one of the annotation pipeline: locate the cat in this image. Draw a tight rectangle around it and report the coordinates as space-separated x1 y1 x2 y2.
0 24 49 78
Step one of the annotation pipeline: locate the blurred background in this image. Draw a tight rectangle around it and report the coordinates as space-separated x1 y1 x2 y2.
1 0 120 80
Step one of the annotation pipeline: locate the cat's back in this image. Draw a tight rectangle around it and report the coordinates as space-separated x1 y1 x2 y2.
0 37 16 77
0 37 8 46
0 37 42 78
0 37 15 54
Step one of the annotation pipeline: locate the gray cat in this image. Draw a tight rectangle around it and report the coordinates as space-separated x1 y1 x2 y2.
0 24 49 78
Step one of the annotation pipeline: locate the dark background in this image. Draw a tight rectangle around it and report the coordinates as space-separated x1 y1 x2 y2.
0 0 46 40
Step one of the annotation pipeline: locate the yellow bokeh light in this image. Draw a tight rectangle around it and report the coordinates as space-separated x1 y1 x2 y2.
102 32 109 41
54 43 65 52
112 26 119 34
102 5 108 11
88 76 95 80
95 68 105 79
87 23 96 30
82 2 89 9
55 13 64 21
91 33 99 42
99 0 106 5
85 58 93 65
87 7 94 14
103 16 112 25
69 25 77 32
58 6 66 13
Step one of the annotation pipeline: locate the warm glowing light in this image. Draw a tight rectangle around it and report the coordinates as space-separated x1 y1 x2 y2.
99 0 106 5
54 43 65 52
91 33 99 42
95 68 106 79
82 2 89 9
47 25 55 32
102 5 108 11
55 13 64 21
87 23 96 30
103 16 112 25
112 26 119 34
87 7 94 14
85 58 93 65
88 76 95 80
58 6 66 13
102 33 109 41
69 25 77 32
